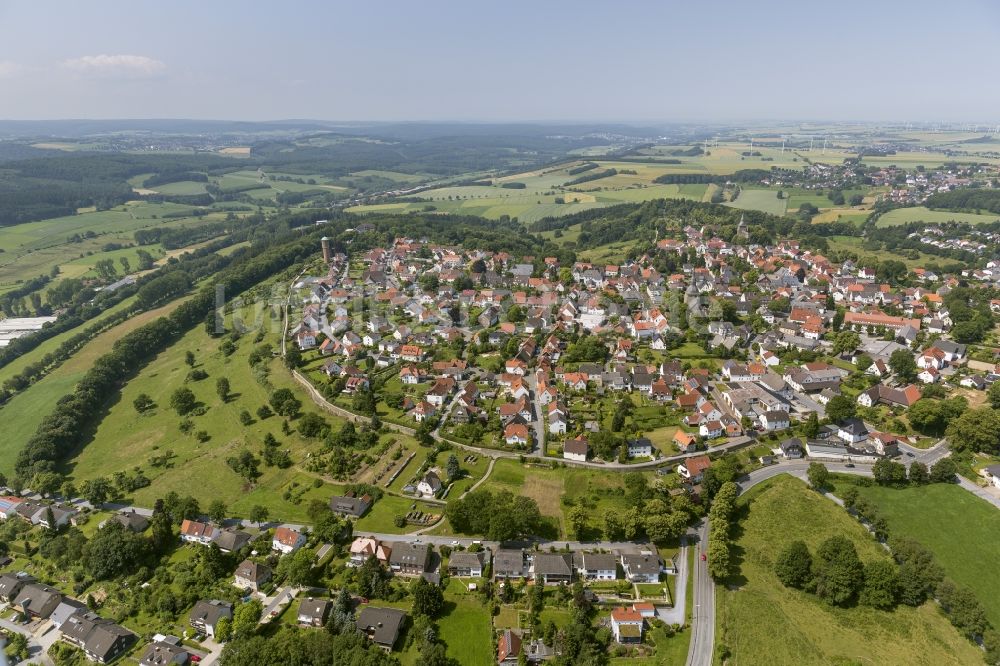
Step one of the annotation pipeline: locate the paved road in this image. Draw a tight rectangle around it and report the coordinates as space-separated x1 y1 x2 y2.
526 372 546 457
686 520 713 666
260 586 297 624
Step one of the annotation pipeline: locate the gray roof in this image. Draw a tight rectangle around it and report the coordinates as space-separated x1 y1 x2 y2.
213 529 252 552
140 641 189 666
234 560 270 583
13 582 62 618
494 549 526 575
112 511 149 532
389 542 430 570
447 550 486 570
533 553 573 577
578 552 618 572
329 494 371 517
298 598 330 622
50 598 87 629
621 553 662 576
189 600 232 629
356 607 406 647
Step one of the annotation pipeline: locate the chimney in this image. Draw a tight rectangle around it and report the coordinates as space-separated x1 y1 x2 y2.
321 237 331 263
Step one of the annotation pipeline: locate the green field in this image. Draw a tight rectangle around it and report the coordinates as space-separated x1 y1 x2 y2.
0 296 193 477
839 481 1000 627
58 303 376 522
877 206 1000 227
726 189 787 216
716 475 981 665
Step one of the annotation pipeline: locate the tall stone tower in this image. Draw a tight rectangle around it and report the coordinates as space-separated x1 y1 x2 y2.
321 236 331 263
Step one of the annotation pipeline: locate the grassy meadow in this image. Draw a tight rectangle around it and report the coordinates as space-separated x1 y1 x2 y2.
716 475 981 665
836 480 1000 628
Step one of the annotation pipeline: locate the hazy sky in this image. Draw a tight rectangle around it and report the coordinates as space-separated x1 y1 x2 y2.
1 0 999 123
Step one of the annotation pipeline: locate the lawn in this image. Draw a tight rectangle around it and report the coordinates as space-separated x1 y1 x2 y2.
836 481 1000 627
716 475 981 665
438 594 495 666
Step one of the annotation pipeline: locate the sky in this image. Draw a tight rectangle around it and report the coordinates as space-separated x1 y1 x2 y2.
1 0 999 123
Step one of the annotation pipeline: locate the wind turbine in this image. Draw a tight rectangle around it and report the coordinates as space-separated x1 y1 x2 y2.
809 137 814 152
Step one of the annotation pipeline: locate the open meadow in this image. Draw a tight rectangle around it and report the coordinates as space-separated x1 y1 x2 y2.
835 480 1000 628
716 475 981 665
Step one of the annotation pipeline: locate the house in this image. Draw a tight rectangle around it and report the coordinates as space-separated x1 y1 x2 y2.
610 606 644 643
297 598 331 627
930 339 967 363
626 437 653 459
674 430 697 452
493 549 528 579
0 495 23 520
139 640 190 666
0 572 31 603
779 438 804 459
447 550 487 577
760 410 790 432
330 491 373 518
39 505 77 530
234 560 271 592
49 599 87 630
179 519 219 545
356 607 406 652
983 465 1000 490
213 529 252 554
918 366 940 384
504 423 531 447
189 600 232 638
13 582 62 618
532 553 574 585
699 420 724 439
413 401 437 422
563 436 589 462
866 359 890 377
837 418 869 444
677 455 711 483
272 526 306 554
621 553 662 583
857 383 921 409
61 611 136 664
498 628 522 665
417 471 443 498
389 542 430 576
110 510 149 533
575 552 618 581
349 537 391 567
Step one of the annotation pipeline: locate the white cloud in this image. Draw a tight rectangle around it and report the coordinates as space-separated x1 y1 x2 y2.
62 54 165 78
0 61 23 78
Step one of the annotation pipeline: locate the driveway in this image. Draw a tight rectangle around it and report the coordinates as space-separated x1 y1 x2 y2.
260 586 297 624
657 540 687 626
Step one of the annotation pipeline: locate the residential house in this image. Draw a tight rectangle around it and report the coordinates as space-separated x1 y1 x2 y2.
272 527 306 555
575 552 618 581
330 491 373 518
610 606 644 644
60 611 136 664
674 429 697 452
621 553 662 583
447 550 488 577
779 438 804 459
626 437 653 459
837 418 869 444
234 560 271 592
389 542 430 576
0 573 31 603
532 553 574 585
139 640 190 666
179 520 219 545
493 549 528 580
498 629 522 665
563 436 589 462
297 598 331 627
504 423 531 447
13 583 62 619
677 455 711 483
356 607 406 652
417 471 443 498
760 410 790 432
188 600 232 638
213 529 252 554
349 537 392 568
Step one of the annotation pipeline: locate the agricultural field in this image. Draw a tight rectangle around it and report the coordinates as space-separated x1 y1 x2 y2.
0 200 238 292
836 480 1000 627
716 475 982 665
877 206 1000 227
725 189 787 216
